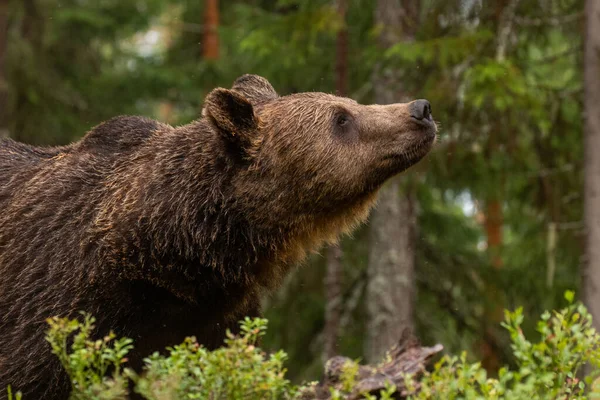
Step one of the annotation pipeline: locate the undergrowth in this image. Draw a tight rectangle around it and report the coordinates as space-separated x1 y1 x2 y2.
6 291 600 399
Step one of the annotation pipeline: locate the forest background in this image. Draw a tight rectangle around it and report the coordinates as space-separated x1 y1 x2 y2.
0 0 594 383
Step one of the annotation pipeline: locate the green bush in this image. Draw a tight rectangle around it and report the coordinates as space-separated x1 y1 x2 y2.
44 316 297 400
405 291 600 399
8 291 600 399
133 317 296 400
46 313 133 399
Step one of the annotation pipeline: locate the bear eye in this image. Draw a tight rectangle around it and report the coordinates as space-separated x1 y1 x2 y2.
333 111 357 141
337 115 350 127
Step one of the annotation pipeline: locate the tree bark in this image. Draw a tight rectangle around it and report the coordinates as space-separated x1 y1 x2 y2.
324 245 344 360
583 0 600 348
334 0 348 97
202 0 219 60
367 183 416 363
323 0 348 362
0 0 9 138
365 0 419 364
484 199 503 269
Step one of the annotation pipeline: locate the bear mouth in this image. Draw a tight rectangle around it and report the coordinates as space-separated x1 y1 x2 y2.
364 131 436 191
382 130 436 171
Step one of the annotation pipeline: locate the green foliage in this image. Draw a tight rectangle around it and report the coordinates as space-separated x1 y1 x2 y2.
385 30 494 67
6 386 22 400
46 313 133 399
46 316 297 400
40 295 600 400
405 292 600 399
7 0 167 144
133 317 296 400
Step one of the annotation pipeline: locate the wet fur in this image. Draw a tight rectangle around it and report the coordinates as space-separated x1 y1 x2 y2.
0 75 435 399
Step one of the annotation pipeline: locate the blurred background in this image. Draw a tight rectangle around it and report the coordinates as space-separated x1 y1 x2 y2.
0 0 590 384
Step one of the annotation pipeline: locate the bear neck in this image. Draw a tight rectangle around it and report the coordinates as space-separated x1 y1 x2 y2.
102 121 377 303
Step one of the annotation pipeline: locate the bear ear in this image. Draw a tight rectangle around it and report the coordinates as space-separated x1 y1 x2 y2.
203 88 258 149
231 74 278 105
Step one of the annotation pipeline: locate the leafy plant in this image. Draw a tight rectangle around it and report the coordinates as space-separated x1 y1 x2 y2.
46 313 133 399
132 317 296 400
405 291 600 399
41 292 600 399
6 386 22 400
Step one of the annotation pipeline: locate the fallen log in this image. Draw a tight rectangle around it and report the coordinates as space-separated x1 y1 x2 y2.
299 333 443 400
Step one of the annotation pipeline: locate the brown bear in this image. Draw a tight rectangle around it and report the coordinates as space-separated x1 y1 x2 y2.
0 74 436 399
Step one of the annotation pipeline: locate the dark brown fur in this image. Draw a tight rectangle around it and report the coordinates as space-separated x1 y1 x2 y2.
0 75 436 399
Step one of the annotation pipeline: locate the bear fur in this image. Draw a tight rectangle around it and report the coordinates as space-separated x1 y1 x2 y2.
0 74 436 399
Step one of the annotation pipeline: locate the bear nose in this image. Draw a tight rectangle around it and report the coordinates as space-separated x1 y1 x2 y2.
410 99 432 122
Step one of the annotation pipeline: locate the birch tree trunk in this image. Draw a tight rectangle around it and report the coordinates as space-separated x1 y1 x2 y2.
583 0 600 345
366 0 419 363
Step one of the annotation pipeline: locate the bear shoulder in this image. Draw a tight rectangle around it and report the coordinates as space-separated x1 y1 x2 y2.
76 115 170 155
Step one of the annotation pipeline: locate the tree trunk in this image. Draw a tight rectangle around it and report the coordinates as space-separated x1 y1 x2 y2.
367 184 416 363
334 0 348 97
583 0 600 347
366 0 419 364
481 197 504 371
0 0 9 138
324 245 344 360
202 0 219 60
323 0 348 361
484 199 503 269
